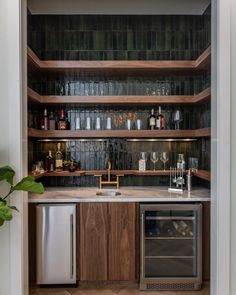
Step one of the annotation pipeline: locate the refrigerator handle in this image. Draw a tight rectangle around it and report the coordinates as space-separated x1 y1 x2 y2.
70 213 74 279
141 213 145 280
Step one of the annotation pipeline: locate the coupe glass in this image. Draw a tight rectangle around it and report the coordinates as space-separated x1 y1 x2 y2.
151 152 159 171
160 152 169 171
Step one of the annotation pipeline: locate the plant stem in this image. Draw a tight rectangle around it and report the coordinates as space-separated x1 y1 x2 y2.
3 188 13 200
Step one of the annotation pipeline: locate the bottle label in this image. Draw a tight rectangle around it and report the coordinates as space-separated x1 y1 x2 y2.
149 118 156 127
56 160 63 168
139 160 146 171
156 119 160 128
58 122 67 130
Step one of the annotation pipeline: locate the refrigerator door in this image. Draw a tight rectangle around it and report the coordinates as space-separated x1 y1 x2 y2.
36 204 76 285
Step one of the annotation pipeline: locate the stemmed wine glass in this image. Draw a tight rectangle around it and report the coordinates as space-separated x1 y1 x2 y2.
150 152 159 171
160 152 169 171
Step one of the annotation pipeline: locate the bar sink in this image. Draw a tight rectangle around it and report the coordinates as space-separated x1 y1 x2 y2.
96 189 121 196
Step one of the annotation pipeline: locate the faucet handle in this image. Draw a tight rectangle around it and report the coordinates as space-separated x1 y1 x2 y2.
107 161 111 171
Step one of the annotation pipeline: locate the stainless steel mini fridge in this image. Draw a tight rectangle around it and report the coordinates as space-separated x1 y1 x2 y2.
36 204 76 285
140 203 202 291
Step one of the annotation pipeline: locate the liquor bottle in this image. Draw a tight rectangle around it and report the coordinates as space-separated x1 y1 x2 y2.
45 150 54 172
57 108 67 130
179 220 194 236
41 109 49 130
156 106 164 130
55 143 63 172
49 111 56 130
149 109 156 130
173 221 186 236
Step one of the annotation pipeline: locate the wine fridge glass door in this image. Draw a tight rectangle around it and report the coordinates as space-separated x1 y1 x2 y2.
140 204 202 280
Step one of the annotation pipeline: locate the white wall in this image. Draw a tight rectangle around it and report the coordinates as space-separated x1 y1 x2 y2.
0 1 11 293
231 0 236 294
0 0 27 295
28 0 210 15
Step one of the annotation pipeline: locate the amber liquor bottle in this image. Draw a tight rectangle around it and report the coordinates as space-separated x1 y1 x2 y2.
57 108 67 130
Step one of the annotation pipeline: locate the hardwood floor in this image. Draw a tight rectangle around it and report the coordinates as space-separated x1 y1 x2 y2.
30 283 210 295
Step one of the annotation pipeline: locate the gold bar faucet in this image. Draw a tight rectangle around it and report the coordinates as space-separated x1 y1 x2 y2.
94 161 124 191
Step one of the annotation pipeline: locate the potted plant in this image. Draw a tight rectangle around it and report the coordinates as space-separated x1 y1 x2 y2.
0 165 44 226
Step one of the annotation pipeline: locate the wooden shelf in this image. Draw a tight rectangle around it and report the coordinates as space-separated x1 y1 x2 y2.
192 170 210 181
27 87 211 105
31 169 210 182
31 170 179 179
28 127 211 139
27 46 211 74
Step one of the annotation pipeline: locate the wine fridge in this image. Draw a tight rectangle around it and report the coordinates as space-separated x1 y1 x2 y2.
140 203 202 291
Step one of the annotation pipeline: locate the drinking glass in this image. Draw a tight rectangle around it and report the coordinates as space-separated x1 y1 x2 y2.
172 110 183 130
151 152 159 171
160 152 169 171
140 152 148 161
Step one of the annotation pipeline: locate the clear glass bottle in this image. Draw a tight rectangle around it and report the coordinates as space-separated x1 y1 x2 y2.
49 111 56 130
41 109 48 130
55 143 63 172
177 154 186 170
156 106 164 130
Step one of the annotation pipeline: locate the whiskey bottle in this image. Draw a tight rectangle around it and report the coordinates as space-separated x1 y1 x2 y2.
45 150 54 172
156 106 164 130
149 109 156 130
57 108 67 130
55 143 63 172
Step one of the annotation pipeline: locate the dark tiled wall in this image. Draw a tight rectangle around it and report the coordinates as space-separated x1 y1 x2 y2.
28 15 210 60
28 72 211 96
30 138 210 187
28 104 211 131
28 13 211 187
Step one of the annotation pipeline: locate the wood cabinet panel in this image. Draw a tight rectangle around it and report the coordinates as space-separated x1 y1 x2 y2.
108 203 137 281
80 203 108 281
202 202 211 281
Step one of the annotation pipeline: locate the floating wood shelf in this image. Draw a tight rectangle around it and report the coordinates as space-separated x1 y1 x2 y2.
27 87 211 105
27 46 211 74
192 170 210 181
28 127 211 139
31 169 210 182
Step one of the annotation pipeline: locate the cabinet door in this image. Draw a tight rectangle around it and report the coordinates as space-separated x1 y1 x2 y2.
108 203 137 281
80 203 108 281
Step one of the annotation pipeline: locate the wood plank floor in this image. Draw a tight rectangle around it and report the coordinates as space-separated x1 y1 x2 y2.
30 283 210 295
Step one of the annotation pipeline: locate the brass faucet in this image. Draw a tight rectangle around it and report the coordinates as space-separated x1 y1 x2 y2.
94 161 124 191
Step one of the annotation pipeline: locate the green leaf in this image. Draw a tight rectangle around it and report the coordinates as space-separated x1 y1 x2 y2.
0 166 15 185
9 206 19 212
0 201 13 221
12 176 44 194
0 198 6 204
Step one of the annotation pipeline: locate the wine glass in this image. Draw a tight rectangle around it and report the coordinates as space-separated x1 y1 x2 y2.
150 152 159 171
160 152 169 171
172 110 183 130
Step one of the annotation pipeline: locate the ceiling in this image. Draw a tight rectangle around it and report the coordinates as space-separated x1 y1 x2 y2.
28 0 211 15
